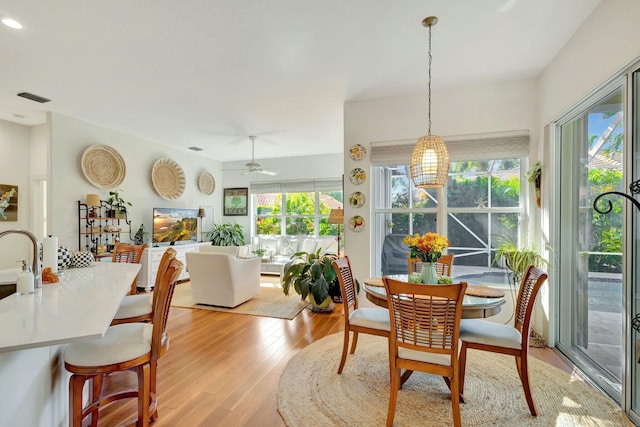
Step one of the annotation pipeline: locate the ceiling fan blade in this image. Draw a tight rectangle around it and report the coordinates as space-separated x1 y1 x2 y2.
259 170 278 176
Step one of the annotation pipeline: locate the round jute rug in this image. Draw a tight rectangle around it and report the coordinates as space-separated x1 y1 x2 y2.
277 333 632 427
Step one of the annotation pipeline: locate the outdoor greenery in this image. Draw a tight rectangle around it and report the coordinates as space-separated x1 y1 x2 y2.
256 192 342 236
207 222 245 246
590 168 623 272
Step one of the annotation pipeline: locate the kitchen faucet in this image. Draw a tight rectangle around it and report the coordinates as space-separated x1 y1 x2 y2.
0 229 42 289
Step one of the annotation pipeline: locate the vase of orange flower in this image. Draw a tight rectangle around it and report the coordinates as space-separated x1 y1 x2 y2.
403 232 450 284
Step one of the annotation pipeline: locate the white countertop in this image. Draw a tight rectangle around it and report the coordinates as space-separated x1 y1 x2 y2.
0 262 141 353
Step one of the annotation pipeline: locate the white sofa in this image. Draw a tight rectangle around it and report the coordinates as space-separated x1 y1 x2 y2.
240 236 339 275
185 250 261 308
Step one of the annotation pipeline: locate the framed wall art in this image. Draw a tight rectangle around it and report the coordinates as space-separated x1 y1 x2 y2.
223 187 248 216
0 184 18 221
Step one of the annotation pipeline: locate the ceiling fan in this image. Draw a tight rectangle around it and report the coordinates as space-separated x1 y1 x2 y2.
227 136 278 176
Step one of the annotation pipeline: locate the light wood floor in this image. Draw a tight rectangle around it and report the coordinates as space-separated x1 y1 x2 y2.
98 279 576 427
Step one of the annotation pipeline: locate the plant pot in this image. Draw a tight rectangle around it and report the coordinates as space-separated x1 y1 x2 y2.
308 293 335 312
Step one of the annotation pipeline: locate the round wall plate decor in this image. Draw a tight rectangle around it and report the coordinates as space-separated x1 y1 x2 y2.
349 168 366 185
81 144 126 189
349 144 367 161
349 191 365 208
348 215 365 232
152 158 186 200
198 172 216 195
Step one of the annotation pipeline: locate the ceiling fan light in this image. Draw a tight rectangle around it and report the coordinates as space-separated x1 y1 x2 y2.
410 134 449 188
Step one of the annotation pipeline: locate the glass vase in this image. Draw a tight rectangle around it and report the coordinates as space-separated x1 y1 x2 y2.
420 262 438 284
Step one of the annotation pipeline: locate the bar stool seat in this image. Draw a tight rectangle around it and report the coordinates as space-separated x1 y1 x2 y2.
112 294 153 322
65 323 151 367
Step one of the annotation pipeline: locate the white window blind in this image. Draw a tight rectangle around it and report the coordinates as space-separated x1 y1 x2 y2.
250 178 343 194
370 131 530 165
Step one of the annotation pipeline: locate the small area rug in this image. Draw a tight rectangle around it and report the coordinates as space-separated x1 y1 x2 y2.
171 282 307 320
277 333 632 426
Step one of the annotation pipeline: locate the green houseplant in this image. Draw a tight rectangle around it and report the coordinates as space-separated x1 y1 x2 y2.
207 222 245 246
106 189 132 218
282 249 339 310
493 235 548 285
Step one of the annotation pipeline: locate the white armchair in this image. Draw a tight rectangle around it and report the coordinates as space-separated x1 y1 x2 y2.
185 252 261 308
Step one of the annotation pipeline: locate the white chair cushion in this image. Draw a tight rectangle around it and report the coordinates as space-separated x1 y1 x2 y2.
113 294 153 319
349 307 390 331
459 319 522 350
64 323 152 367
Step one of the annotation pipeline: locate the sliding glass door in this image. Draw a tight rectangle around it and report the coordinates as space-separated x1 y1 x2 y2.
557 82 625 401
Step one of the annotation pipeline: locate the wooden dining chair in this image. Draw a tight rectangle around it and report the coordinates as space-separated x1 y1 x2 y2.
382 277 467 427
458 265 548 416
407 253 454 276
64 251 183 427
112 242 147 295
111 247 176 326
331 256 390 374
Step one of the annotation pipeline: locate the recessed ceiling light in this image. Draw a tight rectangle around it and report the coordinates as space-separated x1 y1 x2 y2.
2 17 23 30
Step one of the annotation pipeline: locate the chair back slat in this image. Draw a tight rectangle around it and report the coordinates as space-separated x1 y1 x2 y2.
384 278 466 355
151 247 177 309
112 243 146 264
332 256 358 313
150 254 183 361
514 265 548 336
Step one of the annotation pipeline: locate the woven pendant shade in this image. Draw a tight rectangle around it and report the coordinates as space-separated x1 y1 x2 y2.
410 134 449 188
410 16 449 189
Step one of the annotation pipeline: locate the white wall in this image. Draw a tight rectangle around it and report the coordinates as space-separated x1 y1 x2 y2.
222 152 343 239
0 119 35 269
49 113 224 250
538 0 640 126
343 78 538 282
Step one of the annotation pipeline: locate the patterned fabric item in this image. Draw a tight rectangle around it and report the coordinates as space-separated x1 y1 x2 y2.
71 251 94 268
58 245 73 270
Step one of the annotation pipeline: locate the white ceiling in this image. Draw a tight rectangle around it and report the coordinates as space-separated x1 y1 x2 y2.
0 0 600 162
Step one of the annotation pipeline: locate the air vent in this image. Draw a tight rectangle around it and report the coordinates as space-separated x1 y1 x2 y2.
188 146 203 151
17 92 51 103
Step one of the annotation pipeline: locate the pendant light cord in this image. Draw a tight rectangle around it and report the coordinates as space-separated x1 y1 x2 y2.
427 22 432 136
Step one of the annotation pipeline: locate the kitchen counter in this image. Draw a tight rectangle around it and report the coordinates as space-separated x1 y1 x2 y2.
0 262 141 353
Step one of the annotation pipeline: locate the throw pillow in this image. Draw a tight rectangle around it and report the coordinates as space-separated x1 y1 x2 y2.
71 251 94 268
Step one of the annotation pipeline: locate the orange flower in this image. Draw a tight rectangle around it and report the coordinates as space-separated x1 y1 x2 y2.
403 232 449 262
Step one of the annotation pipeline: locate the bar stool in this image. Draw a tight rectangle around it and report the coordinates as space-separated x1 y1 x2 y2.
112 242 147 295
111 248 176 326
64 250 182 427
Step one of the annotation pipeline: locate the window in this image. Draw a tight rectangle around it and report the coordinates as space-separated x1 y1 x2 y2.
252 180 343 238
371 133 528 276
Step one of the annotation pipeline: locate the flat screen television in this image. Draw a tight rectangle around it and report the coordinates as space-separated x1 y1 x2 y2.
152 208 198 244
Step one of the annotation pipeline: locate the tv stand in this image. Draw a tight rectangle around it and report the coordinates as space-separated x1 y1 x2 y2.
138 242 210 291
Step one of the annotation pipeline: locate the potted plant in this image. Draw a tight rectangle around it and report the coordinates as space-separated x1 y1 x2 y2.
106 189 132 219
527 161 542 207
207 222 245 246
253 247 270 261
282 249 340 311
493 234 548 285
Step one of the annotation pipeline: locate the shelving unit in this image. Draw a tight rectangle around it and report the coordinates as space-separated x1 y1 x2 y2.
77 200 132 256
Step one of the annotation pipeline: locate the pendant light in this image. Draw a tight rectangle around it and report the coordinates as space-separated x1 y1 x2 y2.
410 16 449 189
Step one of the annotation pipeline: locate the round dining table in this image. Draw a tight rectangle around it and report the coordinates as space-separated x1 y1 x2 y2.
363 275 506 319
